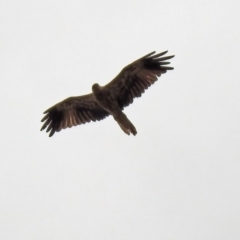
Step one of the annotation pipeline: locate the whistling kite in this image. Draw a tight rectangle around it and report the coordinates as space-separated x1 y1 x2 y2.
41 51 174 137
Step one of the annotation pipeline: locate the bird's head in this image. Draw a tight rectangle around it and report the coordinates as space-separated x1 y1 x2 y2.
92 83 101 95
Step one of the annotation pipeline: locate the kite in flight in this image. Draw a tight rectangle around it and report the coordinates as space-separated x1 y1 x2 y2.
41 51 174 137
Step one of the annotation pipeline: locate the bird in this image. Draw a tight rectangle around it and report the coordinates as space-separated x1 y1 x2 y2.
41 51 174 137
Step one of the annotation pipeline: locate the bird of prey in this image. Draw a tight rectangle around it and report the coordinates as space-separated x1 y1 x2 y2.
41 51 174 137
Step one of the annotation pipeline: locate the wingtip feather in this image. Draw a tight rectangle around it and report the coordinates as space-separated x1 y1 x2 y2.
150 50 168 58
161 66 174 70
142 51 156 58
156 55 175 61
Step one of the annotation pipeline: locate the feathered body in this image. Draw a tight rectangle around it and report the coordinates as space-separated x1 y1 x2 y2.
41 51 174 137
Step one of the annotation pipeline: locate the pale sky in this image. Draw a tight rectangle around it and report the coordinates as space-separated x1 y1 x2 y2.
1 0 240 239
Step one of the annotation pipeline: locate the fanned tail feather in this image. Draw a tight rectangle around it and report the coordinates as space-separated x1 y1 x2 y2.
114 112 137 136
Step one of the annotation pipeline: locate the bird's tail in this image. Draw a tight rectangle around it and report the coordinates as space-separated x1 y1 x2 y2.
114 112 137 136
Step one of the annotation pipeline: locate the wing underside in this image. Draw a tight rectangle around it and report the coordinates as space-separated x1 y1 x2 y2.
103 51 174 109
41 95 109 137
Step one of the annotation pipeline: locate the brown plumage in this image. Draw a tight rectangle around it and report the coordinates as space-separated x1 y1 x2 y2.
41 51 174 137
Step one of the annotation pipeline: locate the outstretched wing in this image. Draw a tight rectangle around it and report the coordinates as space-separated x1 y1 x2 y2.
103 51 174 108
41 94 109 137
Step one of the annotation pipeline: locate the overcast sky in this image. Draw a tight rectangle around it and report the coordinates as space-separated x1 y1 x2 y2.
1 0 240 239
